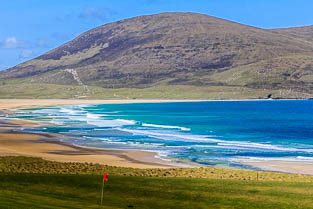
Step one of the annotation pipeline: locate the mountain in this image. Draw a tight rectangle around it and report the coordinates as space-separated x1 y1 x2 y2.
1 12 313 99
272 25 313 43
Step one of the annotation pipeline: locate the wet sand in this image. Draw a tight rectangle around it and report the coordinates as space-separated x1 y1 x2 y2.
1 99 313 174
243 161 313 175
0 118 178 168
0 99 199 168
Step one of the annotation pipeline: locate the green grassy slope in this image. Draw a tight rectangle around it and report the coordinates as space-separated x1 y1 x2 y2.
1 157 313 208
1 79 312 99
2 156 313 182
2 174 313 209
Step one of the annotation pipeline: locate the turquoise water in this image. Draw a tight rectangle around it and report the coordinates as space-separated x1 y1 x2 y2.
4 101 313 169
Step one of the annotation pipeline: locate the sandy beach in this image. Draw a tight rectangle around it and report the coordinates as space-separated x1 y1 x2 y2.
0 99 210 110
0 118 180 168
0 98 303 110
1 99 313 175
243 161 313 175
0 99 195 168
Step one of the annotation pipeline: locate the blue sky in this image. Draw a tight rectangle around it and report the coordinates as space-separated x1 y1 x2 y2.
1 0 313 71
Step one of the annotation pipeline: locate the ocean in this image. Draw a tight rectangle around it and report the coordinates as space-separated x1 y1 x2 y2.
5 100 313 169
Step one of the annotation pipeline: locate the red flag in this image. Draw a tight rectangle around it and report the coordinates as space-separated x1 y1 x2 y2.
103 172 108 181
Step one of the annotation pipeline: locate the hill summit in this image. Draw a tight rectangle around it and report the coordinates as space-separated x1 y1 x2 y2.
1 12 313 99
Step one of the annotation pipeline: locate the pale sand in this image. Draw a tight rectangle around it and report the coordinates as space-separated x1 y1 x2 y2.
0 131 177 168
0 98 299 110
243 161 313 175
0 99 209 110
0 115 179 168
2 99 313 174
0 99 195 168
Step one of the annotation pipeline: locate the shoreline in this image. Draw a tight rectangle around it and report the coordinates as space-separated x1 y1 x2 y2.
0 99 208 110
1 99 313 175
242 160 313 176
0 118 179 168
0 98 312 110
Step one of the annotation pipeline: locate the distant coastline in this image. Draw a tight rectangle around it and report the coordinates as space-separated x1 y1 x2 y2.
1 97 313 110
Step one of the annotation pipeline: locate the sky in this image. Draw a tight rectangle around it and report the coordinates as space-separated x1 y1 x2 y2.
1 0 313 71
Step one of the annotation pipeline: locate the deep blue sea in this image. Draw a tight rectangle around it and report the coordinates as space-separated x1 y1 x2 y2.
4 101 313 169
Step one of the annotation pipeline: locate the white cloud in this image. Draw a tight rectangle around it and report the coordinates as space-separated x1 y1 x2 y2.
1 37 48 50
3 37 19 48
1 37 29 49
19 49 33 58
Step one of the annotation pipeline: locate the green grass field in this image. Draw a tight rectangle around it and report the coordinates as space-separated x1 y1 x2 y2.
1 79 312 99
1 174 313 209
1 157 313 208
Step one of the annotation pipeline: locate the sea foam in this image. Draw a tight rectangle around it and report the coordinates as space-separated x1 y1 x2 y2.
10 101 313 169
142 123 190 131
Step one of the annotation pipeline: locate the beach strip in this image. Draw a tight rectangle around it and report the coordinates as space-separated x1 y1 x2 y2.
2 99 313 175
0 99 210 110
242 161 313 175
0 118 178 168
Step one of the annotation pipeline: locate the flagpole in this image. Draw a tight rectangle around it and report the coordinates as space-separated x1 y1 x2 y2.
101 178 104 206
